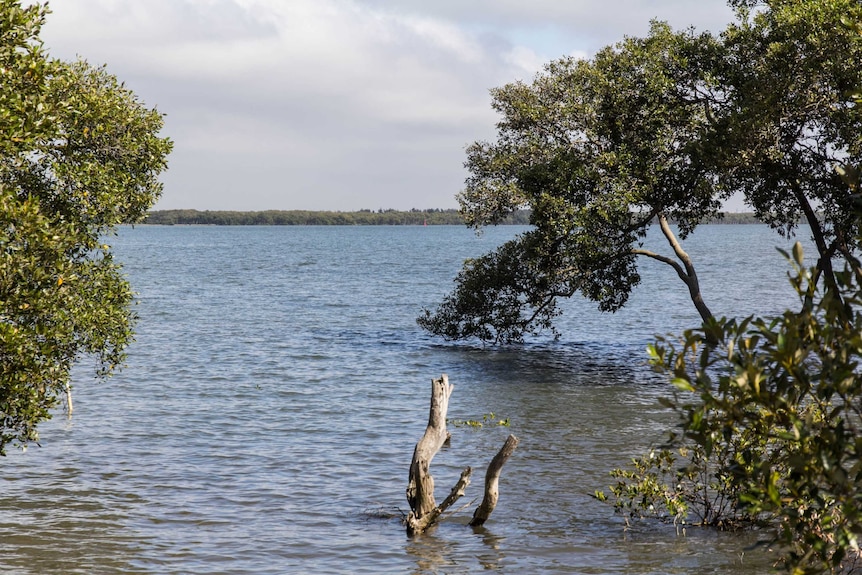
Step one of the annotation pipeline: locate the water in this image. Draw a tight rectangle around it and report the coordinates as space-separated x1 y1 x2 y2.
0 224 813 574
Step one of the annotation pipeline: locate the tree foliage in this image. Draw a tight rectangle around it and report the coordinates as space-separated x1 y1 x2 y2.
715 0 862 298
419 0 862 344
0 1 171 454
606 242 862 573
600 4 862 571
421 22 725 342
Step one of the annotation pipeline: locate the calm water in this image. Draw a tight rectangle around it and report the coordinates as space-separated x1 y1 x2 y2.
0 224 814 574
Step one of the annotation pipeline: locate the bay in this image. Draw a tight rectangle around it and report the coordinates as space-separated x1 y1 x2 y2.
0 224 812 574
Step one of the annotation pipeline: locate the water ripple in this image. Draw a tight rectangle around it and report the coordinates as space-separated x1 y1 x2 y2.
0 225 803 573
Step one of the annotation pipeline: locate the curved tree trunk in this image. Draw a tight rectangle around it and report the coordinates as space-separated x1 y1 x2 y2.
656 214 713 324
469 434 519 527
791 182 845 316
632 213 714 323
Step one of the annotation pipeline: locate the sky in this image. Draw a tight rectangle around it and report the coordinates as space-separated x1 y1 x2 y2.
39 0 739 212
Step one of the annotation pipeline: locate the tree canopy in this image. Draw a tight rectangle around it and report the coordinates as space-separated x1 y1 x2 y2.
0 1 172 454
419 0 862 344
716 0 862 296
592 2 862 572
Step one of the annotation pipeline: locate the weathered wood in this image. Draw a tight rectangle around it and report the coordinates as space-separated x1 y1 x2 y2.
406 375 454 533
469 434 519 527
64 381 73 416
406 466 472 535
406 374 518 534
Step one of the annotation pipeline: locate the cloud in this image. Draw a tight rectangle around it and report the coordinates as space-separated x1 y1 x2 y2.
353 0 734 36
38 0 735 211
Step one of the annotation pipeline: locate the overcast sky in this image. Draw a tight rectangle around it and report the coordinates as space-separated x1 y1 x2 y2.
40 0 737 211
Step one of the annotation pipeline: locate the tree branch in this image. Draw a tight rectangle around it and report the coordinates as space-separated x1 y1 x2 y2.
621 205 661 236
632 248 688 281
657 213 713 323
790 181 844 313
469 434 519 527
407 467 473 535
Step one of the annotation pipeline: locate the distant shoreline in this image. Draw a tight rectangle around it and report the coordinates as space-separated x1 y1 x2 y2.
143 209 762 226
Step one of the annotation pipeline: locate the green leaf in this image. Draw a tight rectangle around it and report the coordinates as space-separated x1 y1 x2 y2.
792 242 804 267
0 5 171 455
671 378 695 392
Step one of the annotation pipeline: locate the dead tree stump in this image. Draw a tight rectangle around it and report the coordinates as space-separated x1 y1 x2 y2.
406 375 472 535
406 374 518 535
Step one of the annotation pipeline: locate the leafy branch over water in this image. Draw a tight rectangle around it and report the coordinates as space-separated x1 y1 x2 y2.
602 242 862 573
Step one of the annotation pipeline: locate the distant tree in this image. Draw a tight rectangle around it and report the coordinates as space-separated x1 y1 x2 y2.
0 1 172 454
419 0 862 344
144 209 469 226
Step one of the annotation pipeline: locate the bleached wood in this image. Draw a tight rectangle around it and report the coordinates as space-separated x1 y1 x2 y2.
469 434 519 527
405 375 518 534
406 375 455 534
406 466 472 535
64 381 73 416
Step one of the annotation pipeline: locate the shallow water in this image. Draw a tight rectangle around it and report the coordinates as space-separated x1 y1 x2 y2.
0 224 810 573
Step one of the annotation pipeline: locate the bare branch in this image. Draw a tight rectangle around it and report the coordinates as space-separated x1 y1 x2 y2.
469 434 519 527
407 467 473 535
632 248 688 281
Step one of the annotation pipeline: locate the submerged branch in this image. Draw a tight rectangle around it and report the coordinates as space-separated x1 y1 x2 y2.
406 375 453 522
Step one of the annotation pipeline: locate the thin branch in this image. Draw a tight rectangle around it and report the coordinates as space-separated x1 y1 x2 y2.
621 205 661 236
657 214 695 278
407 467 473 535
632 248 688 281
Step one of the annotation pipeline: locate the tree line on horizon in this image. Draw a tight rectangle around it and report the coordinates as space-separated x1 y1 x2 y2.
143 208 761 226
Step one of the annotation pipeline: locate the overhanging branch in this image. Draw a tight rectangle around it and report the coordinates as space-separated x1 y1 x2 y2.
631 248 688 281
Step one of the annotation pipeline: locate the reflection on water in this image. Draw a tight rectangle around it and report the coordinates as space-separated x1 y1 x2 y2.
0 225 806 573
405 530 459 574
404 523 510 574
472 526 507 571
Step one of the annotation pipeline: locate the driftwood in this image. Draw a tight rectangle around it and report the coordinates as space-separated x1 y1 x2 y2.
470 434 519 527
64 381 73 416
406 375 472 534
406 374 518 535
